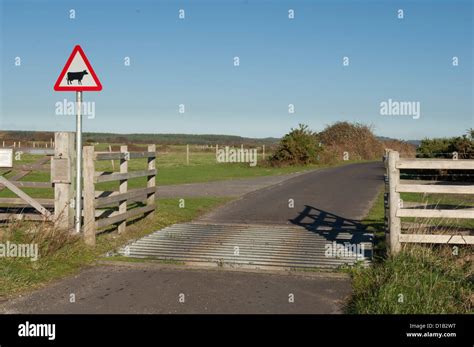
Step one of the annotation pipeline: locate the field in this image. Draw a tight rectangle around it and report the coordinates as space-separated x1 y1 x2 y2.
0 144 355 200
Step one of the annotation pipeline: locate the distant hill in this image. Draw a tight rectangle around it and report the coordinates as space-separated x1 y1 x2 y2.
0 130 280 146
377 136 420 147
0 131 421 147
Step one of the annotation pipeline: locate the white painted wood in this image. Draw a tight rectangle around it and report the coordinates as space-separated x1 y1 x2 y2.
397 159 474 170
397 208 474 219
388 151 401 254
399 234 474 245
396 184 474 194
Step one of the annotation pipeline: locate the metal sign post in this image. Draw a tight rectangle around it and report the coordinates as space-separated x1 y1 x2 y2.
54 45 102 234
75 91 83 233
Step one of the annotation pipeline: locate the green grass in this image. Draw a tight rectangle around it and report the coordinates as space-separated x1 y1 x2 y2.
0 147 366 199
0 197 232 297
347 246 473 313
346 189 473 314
361 187 387 257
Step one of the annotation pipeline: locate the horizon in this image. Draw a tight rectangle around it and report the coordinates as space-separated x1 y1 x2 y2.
1 0 472 139
1 127 443 142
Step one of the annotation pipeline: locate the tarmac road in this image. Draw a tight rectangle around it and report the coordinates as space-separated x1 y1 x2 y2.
0 161 384 314
199 161 384 227
0 263 352 314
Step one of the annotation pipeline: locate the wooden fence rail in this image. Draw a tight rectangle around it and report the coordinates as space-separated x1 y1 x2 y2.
1 134 158 247
83 145 156 246
0 155 54 222
386 150 474 254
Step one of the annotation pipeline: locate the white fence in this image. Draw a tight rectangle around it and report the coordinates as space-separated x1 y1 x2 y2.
385 150 474 254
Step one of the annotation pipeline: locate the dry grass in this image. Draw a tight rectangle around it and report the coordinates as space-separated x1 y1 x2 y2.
349 191 473 314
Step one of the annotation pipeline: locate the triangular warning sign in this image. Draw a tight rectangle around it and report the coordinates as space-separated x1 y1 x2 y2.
54 45 102 91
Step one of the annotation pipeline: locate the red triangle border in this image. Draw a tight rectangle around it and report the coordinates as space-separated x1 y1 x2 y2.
54 45 102 92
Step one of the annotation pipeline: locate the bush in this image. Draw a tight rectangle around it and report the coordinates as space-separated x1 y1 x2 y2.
270 124 320 166
271 122 389 166
417 131 474 159
270 121 417 166
383 140 416 158
319 122 384 161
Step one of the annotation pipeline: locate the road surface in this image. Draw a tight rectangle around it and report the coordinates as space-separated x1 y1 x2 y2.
0 263 351 314
0 161 384 314
199 161 383 225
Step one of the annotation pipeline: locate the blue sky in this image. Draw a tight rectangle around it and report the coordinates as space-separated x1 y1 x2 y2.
0 0 472 140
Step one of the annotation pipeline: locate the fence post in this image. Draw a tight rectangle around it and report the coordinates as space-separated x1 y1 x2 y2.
146 144 156 217
383 149 390 248
53 132 76 231
109 145 115 171
118 145 128 234
83 146 96 246
186 144 189 165
388 150 401 255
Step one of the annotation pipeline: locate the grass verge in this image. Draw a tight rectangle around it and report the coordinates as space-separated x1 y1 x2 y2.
0 197 232 298
346 190 473 314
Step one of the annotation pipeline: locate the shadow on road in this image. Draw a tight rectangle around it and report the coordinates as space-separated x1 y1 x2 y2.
289 205 376 258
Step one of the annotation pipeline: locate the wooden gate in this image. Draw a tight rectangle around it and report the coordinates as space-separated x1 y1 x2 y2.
0 152 54 221
0 133 76 228
0 134 157 246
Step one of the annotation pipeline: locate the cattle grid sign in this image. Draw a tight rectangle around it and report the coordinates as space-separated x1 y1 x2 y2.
54 45 102 233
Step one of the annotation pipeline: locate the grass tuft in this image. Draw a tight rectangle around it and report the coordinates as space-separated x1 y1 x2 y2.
347 190 473 314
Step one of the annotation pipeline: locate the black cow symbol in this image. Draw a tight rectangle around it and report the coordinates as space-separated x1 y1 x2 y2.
66 70 89 85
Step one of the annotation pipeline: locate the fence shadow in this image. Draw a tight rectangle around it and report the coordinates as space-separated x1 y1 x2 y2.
289 205 374 247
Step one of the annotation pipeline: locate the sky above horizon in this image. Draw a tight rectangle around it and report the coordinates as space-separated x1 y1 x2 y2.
0 0 472 140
